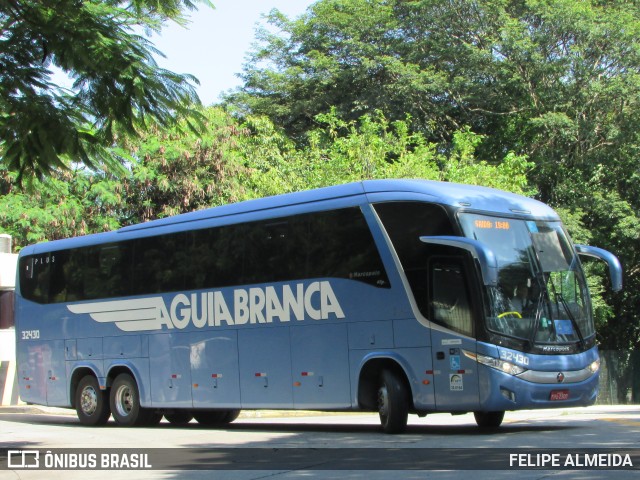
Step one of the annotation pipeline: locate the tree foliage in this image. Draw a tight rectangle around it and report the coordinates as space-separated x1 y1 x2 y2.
0 106 533 244
0 0 212 180
2 0 639 357
229 0 640 351
242 108 533 198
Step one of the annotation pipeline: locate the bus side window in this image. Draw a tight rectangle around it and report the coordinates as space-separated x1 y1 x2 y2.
430 261 473 337
243 221 292 285
306 208 390 288
49 250 84 303
132 234 183 295
374 201 455 315
19 255 50 304
85 244 132 299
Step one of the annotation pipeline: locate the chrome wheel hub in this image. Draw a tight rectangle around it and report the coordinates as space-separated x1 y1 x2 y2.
80 386 98 416
114 385 134 417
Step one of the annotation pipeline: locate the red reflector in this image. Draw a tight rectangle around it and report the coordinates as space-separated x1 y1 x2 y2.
550 389 570 401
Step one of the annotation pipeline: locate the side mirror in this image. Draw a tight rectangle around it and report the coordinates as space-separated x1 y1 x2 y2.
575 245 623 292
420 236 498 287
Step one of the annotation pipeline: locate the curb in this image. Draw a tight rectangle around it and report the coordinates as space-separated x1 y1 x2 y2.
0 405 76 415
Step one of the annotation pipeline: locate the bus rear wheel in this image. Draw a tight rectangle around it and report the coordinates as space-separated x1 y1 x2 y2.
377 369 409 434
474 411 505 428
164 411 194 425
75 375 110 426
110 373 153 426
193 409 240 426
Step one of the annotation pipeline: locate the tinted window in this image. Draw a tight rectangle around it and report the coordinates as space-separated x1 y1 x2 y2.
133 234 184 295
374 202 455 315
187 225 245 291
19 207 389 304
187 208 389 289
49 249 84 302
19 254 52 304
85 244 133 300
431 261 473 336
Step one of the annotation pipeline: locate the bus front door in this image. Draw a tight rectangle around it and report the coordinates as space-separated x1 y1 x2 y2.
428 259 480 412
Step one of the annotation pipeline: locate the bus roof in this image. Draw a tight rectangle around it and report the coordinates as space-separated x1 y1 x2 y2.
118 179 557 232
20 179 559 254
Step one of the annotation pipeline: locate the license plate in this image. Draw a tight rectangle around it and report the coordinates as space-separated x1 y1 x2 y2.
550 389 570 401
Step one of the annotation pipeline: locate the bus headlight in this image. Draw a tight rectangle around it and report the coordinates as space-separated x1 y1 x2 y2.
473 353 527 376
589 359 600 374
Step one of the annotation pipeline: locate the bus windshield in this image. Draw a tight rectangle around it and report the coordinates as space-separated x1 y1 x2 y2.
459 214 594 348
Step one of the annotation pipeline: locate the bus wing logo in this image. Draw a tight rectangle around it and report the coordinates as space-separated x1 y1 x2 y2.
67 298 167 332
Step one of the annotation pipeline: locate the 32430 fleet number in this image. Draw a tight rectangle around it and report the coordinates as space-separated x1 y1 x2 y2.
499 350 530 366
21 330 40 340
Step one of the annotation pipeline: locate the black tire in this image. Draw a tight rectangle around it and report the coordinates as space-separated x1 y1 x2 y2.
193 410 226 425
109 373 150 426
141 411 164 426
75 375 111 426
164 411 194 425
474 411 505 428
377 369 409 434
223 409 241 423
193 409 241 426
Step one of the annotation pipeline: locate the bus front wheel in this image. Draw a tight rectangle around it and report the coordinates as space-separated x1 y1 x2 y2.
109 373 150 426
377 369 409 434
75 375 111 426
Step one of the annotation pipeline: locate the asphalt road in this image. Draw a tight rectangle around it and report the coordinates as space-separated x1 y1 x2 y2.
1 405 639 479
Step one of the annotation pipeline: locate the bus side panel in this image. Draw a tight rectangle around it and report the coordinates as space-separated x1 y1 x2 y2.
76 337 104 361
17 339 69 407
348 320 394 349
291 323 350 409
190 330 241 408
347 317 437 410
104 357 151 405
393 319 435 410
348 347 435 411
16 340 47 405
400 348 435 409
430 328 480 411
43 339 68 406
104 335 142 359
15 293 73 406
148 332 193 407
238 327 293 408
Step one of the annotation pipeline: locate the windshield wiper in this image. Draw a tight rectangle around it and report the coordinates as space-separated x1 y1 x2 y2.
528 292 546 349
528 269 553 348
557 293 585 350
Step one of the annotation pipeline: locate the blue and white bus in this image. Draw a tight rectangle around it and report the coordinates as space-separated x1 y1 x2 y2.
15 179 622 433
